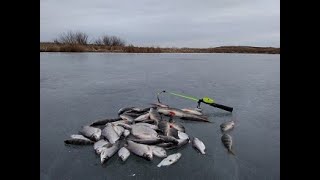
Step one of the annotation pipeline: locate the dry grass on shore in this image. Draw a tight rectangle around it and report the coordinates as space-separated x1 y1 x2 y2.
40 43 279 54
40 31 279 54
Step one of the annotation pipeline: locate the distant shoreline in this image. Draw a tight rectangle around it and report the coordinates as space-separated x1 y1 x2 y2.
40 43 279 54
41 32 279 54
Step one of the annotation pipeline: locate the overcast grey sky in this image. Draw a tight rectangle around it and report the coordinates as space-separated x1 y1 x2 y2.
40 0 279 48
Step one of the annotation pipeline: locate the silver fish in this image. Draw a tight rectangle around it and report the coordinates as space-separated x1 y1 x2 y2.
122 112 141 118
123 129 130 137
157 153 182 167
169 121 185 133
158 120 179 138
120 114 134 122
118 107 134 115
102 123 120 144
221 134 235 155
181 108 203 116
131 125 158 139
126 140 153 161
79 126 102 141
94 139 110 154
149 108 162 125
157 107 209 122
150 145 167 158
134 123 158 130
192 137 206 154
177 131 189 140
64 134 94 145
158 135 179 145
134 113 150 122
220 121 235 132
113 122 132 129
157 107 185 117
112 125 125 137
100 142 120 164
90 118 122 126
118 147 130 162
131 107 151 113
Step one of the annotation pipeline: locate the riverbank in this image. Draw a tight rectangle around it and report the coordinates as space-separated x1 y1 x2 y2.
40 42 280 54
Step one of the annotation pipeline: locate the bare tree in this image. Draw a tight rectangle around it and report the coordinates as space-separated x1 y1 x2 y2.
75 32 88 45
94 35 126 46
110 36 125 46
102 35 112 46
54 31 88 45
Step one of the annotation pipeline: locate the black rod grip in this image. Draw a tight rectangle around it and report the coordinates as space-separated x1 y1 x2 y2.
207 102 233 112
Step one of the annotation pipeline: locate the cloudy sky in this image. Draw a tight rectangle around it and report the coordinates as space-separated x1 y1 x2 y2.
40 0 279 48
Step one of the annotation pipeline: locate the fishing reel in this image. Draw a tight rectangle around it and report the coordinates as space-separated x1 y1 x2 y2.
196 97 214 109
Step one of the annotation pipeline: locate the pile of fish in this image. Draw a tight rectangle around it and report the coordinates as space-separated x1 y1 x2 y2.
64 102 236 167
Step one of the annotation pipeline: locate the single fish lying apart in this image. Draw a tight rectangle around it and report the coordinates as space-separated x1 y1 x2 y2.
192 137 206 154
221 134 235 155
157 153 182 167
220 121 235 132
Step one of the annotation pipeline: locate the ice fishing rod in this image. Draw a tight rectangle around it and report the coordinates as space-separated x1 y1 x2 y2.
157 90 233 112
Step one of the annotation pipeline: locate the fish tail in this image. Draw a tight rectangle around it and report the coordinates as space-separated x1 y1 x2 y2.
229 149 235 155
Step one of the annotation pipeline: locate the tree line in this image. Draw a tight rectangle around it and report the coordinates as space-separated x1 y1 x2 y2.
53 31 126 46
